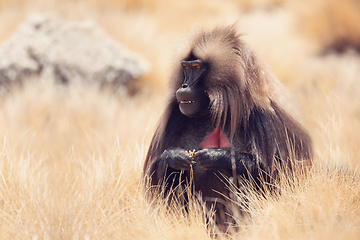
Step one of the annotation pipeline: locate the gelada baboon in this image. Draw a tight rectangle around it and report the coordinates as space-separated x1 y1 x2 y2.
143 25 312 230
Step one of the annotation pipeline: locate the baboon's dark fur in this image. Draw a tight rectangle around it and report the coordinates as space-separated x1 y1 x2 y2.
143 25 312 230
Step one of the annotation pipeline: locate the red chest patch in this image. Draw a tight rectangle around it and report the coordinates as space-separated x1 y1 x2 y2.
199 125 231 149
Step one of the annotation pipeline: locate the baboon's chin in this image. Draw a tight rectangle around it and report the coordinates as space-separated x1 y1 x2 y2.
178 101 202 117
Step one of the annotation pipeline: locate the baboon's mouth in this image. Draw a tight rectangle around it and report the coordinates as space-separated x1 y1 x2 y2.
180 100 196 104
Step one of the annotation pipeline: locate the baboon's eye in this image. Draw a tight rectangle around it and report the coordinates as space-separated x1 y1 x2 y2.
193 64 201 69
182 63 190 71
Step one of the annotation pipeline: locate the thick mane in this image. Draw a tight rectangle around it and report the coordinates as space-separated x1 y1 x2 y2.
163 26 290 140
143 25 313 231
143 25 311 175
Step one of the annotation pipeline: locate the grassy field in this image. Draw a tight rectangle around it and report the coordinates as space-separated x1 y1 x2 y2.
0 0 360 239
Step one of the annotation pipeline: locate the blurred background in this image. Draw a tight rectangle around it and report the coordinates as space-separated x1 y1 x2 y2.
0 0 360 239
1 0 359 87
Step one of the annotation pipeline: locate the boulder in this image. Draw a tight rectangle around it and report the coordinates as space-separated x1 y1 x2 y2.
0 13 150 94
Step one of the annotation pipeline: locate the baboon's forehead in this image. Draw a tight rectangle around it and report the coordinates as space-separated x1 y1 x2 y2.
188 30 243 64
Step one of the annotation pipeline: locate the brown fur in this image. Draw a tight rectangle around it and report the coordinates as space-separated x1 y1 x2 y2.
143 25 312 230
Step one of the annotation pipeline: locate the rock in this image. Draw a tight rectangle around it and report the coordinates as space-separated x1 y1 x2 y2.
0 13 150 95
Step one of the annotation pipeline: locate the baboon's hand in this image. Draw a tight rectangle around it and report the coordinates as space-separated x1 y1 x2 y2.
194 148 229 170
161 148 195 171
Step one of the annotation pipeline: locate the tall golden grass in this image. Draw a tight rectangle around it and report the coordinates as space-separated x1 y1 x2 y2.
0 0 359 239
298 0 360 53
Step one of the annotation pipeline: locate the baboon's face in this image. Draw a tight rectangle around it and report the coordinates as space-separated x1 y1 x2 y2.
175 59 209 117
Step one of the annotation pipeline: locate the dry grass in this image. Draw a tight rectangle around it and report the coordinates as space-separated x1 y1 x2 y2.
0 0 359 239
297 0 360 53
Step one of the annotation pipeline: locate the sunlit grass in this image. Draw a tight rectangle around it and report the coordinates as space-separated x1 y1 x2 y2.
298 0 360 53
